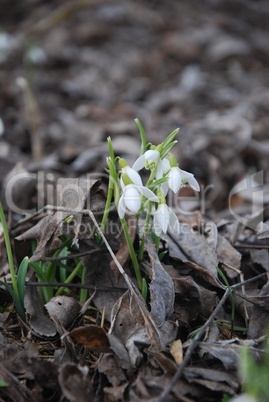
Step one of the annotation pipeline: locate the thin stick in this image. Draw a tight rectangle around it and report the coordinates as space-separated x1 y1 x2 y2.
42 248 102 262
25 281 126 292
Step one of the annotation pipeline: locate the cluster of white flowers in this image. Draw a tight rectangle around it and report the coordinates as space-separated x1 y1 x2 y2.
117 143 200 237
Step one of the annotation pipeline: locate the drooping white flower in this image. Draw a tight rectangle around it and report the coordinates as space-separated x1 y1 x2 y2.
178 168 200 192
133 149 160 171
121 165 143 187
168 166 182 193
118 184 159 219
153 203 180 236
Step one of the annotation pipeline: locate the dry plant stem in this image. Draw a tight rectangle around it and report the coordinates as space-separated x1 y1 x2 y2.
155 274 267 402
222 261 249 324
25 281 126 292
120 217 142 289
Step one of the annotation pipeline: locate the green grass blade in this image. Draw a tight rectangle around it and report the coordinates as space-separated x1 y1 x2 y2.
0 280 25 320
0 202 19 299
17 256 29 307
135 118 147 155
29 262 54 302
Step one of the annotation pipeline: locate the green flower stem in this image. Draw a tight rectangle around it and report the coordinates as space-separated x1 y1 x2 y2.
138 201 153 260
55 260 83 296
141 277 148 301
79 265 87 303
145 166 157 188
99 174 114 234
120 217 142 289
154 235 161 251
0 202 19 299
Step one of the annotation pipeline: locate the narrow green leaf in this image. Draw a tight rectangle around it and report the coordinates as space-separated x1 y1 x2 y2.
17 256 29 307
162 128 179 150
0 280 25 320
107 136 115 160
161 140 178 159
0 202 19 299
135 118 147 155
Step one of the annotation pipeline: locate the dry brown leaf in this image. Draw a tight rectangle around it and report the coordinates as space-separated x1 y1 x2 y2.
45 295 81 328
163 224 224 288
216 234 242 278
170 339 183 366
69 325 110 353
15 178 101 261
58 363 94 402
110 213 137 281
24 273 57 338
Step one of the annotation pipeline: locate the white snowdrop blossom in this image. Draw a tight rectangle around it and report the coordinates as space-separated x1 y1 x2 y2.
168 166 182 193
133 149 160 171
153 203 180 237
118 172 159 219
121 165 143 187
178 168 200 192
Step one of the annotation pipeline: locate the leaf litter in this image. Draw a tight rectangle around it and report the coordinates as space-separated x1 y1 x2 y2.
1 0 269 401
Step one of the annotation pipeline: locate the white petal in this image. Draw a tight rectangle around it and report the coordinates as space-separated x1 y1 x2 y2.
153 214 163 237
179 169 200 191
161 181 169 196
168 208 180 234
155 204 170 234
124 186 141 213
118 195 126 219
123 166 143 186
168 167 182 193
132 154 146 171
156 161 163 180
162 158 171 174
144 149 160 162
120 175 125 190
136 186 159 202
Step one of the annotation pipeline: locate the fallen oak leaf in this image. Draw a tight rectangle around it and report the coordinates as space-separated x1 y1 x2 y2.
69 325 110 353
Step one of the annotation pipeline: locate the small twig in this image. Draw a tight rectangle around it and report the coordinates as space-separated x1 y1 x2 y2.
235 243 269 250
221 261 249 323
42 248 102 262
25 281 126 292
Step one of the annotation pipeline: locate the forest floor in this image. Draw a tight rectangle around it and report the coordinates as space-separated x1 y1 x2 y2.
0 1 269 401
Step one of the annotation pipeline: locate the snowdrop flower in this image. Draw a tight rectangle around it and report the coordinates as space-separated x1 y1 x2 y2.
118 160 159 218
167 166 200 194
165 154 200 194
153 203 180 236
168 166 182 193
118 184 158 219
177 168 200 192
133 149 160 171
121 165 143 187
